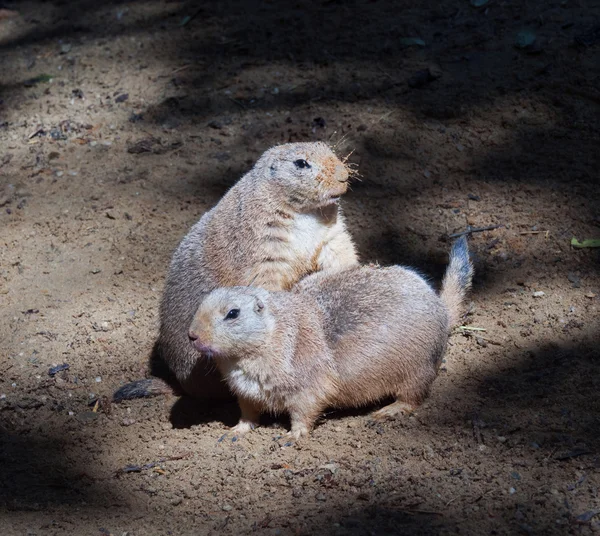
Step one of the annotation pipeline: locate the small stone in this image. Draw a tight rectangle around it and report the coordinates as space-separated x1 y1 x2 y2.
497 436 507 443
509 487 517 495
316 492 326 501
532 291 545 298
585 292 597 299
60 43 72 54
292 488 302 498
77 411 99 424
319 463 339 474
222 504 233 511
567 273 581 288
121 418 136 426
55 171 64 177
115 93 129 103
90 141 98 147
95 376 102 383
171 498 182 506
475 337 487 347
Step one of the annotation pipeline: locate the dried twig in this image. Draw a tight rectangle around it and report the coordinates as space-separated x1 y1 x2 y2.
228 97 247 109
159 64 191 78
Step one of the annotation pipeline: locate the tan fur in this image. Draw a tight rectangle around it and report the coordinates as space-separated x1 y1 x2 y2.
189 244 472 438
149 142 358 399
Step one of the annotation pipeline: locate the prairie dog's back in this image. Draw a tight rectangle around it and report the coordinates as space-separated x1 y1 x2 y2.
296 266 449 404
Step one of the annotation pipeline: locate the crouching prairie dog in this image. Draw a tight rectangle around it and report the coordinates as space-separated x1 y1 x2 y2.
113 141 358 402
188 237 473 438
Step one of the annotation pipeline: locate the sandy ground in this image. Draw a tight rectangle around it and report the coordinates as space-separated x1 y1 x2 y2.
1 1 600 534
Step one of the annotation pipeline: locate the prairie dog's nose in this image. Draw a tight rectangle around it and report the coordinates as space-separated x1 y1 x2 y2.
336 162 349 183
188 329 199 341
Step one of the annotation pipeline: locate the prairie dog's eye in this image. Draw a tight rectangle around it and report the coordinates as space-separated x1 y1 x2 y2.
294 159 311 169
224 309 240 320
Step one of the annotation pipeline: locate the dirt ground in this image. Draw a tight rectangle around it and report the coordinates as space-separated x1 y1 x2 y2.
1 1 600 534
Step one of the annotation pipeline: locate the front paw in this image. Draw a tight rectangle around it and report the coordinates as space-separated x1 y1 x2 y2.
276 425 309 447
217 421 257 443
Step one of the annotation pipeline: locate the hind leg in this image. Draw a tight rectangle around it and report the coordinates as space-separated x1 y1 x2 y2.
370 400 417 421
370 382 431 422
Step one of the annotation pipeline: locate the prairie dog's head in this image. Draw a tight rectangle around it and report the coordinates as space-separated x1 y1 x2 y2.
189 287 273 359
256 142 351 211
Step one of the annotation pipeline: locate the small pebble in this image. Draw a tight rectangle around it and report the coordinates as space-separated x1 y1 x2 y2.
222 504 233 511
55 171 64 177
90 141 98 147
509 487 517 495
532 291 545 298
95 376 102 383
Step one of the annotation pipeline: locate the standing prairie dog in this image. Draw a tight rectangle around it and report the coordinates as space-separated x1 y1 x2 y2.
114 142 358 401
188 237 473 439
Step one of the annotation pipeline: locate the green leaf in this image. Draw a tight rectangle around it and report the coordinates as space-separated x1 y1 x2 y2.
571 238 600 248
24 74 53 87
515 29 536 49
400 37 426 47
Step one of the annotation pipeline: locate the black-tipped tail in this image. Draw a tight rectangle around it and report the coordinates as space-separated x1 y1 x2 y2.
112 378 175 402
440 236 474 327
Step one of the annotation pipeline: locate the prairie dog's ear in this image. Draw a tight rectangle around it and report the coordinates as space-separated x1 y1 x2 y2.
254 298 265 313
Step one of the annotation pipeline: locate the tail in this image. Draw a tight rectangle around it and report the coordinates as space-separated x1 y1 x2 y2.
440 236 473 327
113 340 182 402
113 378 176 402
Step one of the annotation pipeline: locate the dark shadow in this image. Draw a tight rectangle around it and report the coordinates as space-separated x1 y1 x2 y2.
474 340 600 453
0 427 119 511
288 505 445 536
169 396 239 429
